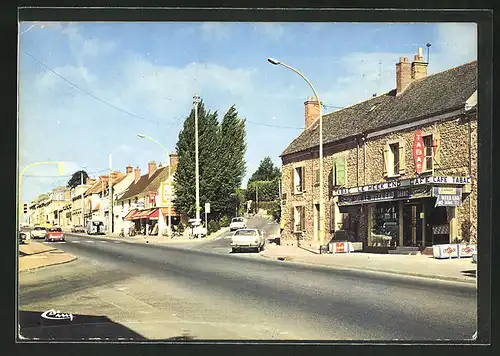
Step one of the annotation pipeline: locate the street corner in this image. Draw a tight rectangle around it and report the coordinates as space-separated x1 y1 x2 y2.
19 241 57 256
19 250 77 273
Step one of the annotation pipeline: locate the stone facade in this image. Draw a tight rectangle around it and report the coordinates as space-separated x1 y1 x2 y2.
281 111 478 247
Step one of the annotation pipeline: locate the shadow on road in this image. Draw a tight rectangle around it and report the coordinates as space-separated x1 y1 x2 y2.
461 270 476 278
19 310 147 340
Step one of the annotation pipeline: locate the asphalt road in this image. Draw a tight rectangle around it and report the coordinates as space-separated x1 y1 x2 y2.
19 216 476 341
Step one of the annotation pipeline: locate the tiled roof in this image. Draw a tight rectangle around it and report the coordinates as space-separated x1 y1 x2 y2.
281 61 477 157
85 178 108 196
119 166 169 201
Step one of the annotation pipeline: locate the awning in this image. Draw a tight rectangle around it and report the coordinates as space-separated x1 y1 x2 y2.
132 208 157 220
160 207 179 217
148 209 160 220
123 209 139 221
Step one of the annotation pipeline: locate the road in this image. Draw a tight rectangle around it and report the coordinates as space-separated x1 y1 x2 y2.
19 216 476 341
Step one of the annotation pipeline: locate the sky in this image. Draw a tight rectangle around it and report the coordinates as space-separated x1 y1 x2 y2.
18 21 477 205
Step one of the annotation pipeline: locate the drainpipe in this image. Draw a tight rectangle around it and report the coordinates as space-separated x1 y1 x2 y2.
467 112 473 243
363 136 367 185
356 137 359 186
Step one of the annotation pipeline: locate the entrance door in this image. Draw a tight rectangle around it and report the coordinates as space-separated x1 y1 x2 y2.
403 202 424 247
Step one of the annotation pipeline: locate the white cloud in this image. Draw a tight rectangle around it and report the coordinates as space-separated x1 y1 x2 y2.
253 23 285 40
34 65 96 91
201 22 231 41
60 24 117 64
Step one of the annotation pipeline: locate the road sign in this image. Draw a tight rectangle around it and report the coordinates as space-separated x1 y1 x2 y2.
161 182 173 205
205 202 210 214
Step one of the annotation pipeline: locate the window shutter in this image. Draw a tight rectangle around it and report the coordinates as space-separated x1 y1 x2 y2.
300 206 306 231
383 145 389 177
292 168 295 194
337 156 346 186
301 167 305 192
399 141 406 174
315 169 320 184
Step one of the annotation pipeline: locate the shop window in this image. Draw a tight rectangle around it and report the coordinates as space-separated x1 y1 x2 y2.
371 202 399 247
294 166 304 194
293 205 305 232
333 156 346 187
423 134 434 172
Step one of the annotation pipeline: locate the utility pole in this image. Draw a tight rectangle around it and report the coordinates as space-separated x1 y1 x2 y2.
81 172 84 226
256 184 259 215
194 94 201 228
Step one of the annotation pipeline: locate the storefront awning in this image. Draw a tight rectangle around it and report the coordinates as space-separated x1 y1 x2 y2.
148 209 160 220
160 207 179 217
132 208 157 220
123 209 139 221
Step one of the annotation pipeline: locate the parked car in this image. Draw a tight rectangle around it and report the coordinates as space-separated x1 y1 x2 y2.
230 228 265 253
31 226 47 239
87 220 105 235
45 226 65 242
229 217 246 231
71 224 85 233
19 231 27 244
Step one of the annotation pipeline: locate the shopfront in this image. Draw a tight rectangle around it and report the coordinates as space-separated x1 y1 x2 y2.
335 176 471 249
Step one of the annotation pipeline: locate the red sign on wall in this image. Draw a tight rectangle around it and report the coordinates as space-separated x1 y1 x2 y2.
149 193 156 204
413 129 425 174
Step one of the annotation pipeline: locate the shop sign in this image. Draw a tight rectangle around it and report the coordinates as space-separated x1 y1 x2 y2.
149 193 156 204
132 201 145 209
161 182 173 205
433 187 462 207
333 176 471 196
413 129 425 174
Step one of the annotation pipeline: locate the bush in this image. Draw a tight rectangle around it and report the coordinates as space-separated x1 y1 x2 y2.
219 215 230 227
207 220 221 235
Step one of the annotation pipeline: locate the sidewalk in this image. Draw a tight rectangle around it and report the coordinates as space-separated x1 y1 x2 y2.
260 244 477 284
19 241 77 273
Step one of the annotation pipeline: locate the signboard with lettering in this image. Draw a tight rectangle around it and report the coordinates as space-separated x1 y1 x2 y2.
433 187 462 207
332 176 471 196
413 129 425 174
161 182 173 205
338 187 428 206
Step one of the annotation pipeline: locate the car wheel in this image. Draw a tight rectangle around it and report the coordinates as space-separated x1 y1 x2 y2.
231 248 237 253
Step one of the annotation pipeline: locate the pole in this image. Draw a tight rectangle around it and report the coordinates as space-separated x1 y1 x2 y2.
194 94 201 227
256 184 259 215
109 154 113 234
167 155 172 238
81 172 84 226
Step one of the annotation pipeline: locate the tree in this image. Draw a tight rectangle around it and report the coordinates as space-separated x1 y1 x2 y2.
67 170 88 189
248 157 280 185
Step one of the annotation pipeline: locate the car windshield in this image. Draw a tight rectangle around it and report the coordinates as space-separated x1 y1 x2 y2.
34 227 46 231
232 218 244 223
49 228 62 232
234 230 257 236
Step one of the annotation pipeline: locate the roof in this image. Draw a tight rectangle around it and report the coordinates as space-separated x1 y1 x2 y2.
119 166 170 201
281 60 477 157
85 177 108 196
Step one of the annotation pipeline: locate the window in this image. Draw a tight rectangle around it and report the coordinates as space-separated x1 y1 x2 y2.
282 193 287 202
384 140 406 177
122 201 124 208
315 169 320 185
293 205 305 232
333 156 346 186
390 143 400 175
423 135 434 171
294 166 304 194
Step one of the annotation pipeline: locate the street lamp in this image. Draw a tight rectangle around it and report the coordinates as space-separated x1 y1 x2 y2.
267 57 325 248
137 134 172 237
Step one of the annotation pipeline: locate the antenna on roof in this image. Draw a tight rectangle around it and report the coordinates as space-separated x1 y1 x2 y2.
426 43 432 64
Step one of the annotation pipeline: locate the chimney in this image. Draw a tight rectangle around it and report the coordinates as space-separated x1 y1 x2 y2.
134 167 141 184
169 153 179 172
411 47 428 80
126 165 133 174
304 96 320 129
396 57 411 95
148 161 157 178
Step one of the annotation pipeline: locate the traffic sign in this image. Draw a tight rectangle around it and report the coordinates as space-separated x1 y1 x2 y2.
205 202 210 214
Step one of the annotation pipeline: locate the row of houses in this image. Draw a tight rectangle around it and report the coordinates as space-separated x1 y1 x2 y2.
28 153 180 236
279 48 478 252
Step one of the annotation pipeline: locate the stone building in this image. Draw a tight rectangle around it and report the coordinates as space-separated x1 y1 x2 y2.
280 48 477 252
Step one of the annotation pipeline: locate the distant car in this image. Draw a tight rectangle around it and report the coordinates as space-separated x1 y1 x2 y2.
229 217 246 231
18 231 27 244
45 226 65 242
230 228 265 253
31 226 47 239
71 224 85 233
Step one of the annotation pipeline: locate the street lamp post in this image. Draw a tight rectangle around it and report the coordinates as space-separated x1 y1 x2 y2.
137 134 172 237
267 57 325 248
193 94 201 229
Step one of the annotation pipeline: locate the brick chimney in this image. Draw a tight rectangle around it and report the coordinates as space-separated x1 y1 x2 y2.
304 96 320 129
396 57 412 95
148 161 157 178
134 167 141 184
411 47 428 80
169 153 179 172
126 165 133 174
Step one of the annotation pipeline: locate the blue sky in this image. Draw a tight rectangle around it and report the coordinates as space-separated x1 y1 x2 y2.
18 22 477 204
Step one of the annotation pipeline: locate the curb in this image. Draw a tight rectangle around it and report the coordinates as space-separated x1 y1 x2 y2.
19 255 78 273
260 254 476 285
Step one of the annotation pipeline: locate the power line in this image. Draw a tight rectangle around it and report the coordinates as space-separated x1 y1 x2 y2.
245 119 303 130
23 51 159 124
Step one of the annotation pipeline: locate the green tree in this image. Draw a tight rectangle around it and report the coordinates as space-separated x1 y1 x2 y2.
247 156 280 185
67 170 88 189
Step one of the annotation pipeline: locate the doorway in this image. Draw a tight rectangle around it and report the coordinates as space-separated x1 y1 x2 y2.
403 202 424 247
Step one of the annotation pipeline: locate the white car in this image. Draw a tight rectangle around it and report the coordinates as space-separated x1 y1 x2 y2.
31 226 47 239
229 217 246 231
230 228 265 253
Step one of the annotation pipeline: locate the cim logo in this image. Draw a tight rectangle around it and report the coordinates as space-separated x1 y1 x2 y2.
41 309 74 321
413 129 425 174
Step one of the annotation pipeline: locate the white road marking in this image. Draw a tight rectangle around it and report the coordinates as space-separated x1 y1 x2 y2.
85 240 95 243
113 241 121 244
71 240 81 243
99 241 108 243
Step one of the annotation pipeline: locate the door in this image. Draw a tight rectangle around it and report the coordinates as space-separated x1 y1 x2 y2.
403 202 424 247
